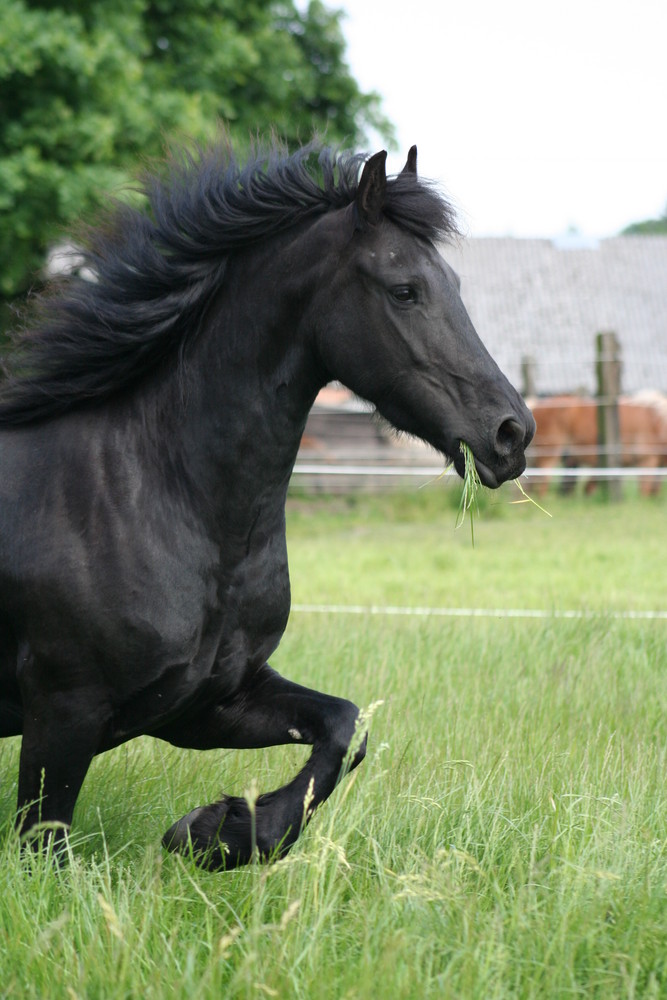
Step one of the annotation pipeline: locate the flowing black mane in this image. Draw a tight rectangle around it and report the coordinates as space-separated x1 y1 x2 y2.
0 141 459 425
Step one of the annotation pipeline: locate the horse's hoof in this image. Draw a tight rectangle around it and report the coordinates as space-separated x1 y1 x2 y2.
162 806 206 853
162 795 294 871
162 798 252 870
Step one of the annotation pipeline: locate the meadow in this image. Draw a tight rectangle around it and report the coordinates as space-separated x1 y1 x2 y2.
1 483 666 998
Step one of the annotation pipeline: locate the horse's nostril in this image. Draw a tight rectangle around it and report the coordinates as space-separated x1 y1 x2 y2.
495 417 524 456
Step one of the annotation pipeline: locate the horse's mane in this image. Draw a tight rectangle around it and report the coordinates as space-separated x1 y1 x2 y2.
0 140 459 425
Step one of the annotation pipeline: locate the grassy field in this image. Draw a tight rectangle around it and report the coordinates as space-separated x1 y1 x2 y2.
1 484 666 998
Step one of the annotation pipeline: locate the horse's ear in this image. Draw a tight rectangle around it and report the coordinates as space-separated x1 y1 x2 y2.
356 150 387 225
401 145 418 176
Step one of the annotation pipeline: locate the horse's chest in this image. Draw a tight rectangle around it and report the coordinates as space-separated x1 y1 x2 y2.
101 529 291 741
124 522 290 694
217 533 291 669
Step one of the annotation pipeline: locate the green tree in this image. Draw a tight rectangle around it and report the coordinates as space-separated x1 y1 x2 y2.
0 0 393 322
621 206 667 235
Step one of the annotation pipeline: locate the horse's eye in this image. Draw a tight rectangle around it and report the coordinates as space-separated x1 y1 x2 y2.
391 285 416 303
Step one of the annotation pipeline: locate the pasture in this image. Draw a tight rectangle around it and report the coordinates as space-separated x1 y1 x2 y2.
1 486 666 998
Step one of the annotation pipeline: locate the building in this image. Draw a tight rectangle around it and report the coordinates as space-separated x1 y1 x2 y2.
442 236 667 395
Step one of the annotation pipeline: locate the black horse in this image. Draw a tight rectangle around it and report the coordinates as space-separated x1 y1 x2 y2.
0 141 534 869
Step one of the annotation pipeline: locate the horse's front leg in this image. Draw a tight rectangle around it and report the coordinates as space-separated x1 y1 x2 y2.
16 675 109 853
158 664 366 870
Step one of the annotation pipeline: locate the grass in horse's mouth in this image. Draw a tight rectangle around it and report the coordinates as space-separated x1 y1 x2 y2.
425 442 551 547
457 441 482 546
456 442 551 547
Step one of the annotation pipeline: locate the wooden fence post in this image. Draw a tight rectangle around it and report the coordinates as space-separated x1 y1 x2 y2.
595 331 622 500
521 355 537 399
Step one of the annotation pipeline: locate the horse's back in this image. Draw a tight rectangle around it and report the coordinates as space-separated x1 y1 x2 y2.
530 396 596 448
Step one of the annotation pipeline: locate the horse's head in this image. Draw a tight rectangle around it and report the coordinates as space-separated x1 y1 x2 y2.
312 149 535 487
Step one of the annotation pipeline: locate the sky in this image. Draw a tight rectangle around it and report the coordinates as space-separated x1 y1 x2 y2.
335 0 667 239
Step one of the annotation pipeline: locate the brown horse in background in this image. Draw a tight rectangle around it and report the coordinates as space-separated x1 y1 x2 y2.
527 393 667 495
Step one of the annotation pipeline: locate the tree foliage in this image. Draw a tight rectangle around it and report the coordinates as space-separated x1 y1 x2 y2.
0 0 393 311
621 210 667 236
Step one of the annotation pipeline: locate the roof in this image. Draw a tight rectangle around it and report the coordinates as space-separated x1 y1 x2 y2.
441 236 667 395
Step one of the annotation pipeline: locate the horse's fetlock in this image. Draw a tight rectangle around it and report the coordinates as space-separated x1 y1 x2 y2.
324 698 363 760
350 732 368 768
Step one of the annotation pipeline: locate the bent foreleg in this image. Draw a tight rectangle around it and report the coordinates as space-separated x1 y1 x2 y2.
159 665 366 870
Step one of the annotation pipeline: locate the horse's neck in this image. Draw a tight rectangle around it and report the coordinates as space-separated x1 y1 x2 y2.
152 242 325 517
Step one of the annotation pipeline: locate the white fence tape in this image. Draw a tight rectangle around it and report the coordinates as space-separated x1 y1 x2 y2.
291 603 667 621
292 464 667 480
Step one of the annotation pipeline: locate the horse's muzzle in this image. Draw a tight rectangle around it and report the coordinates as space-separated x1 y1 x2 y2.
460 408 536 488
494 415 533 458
